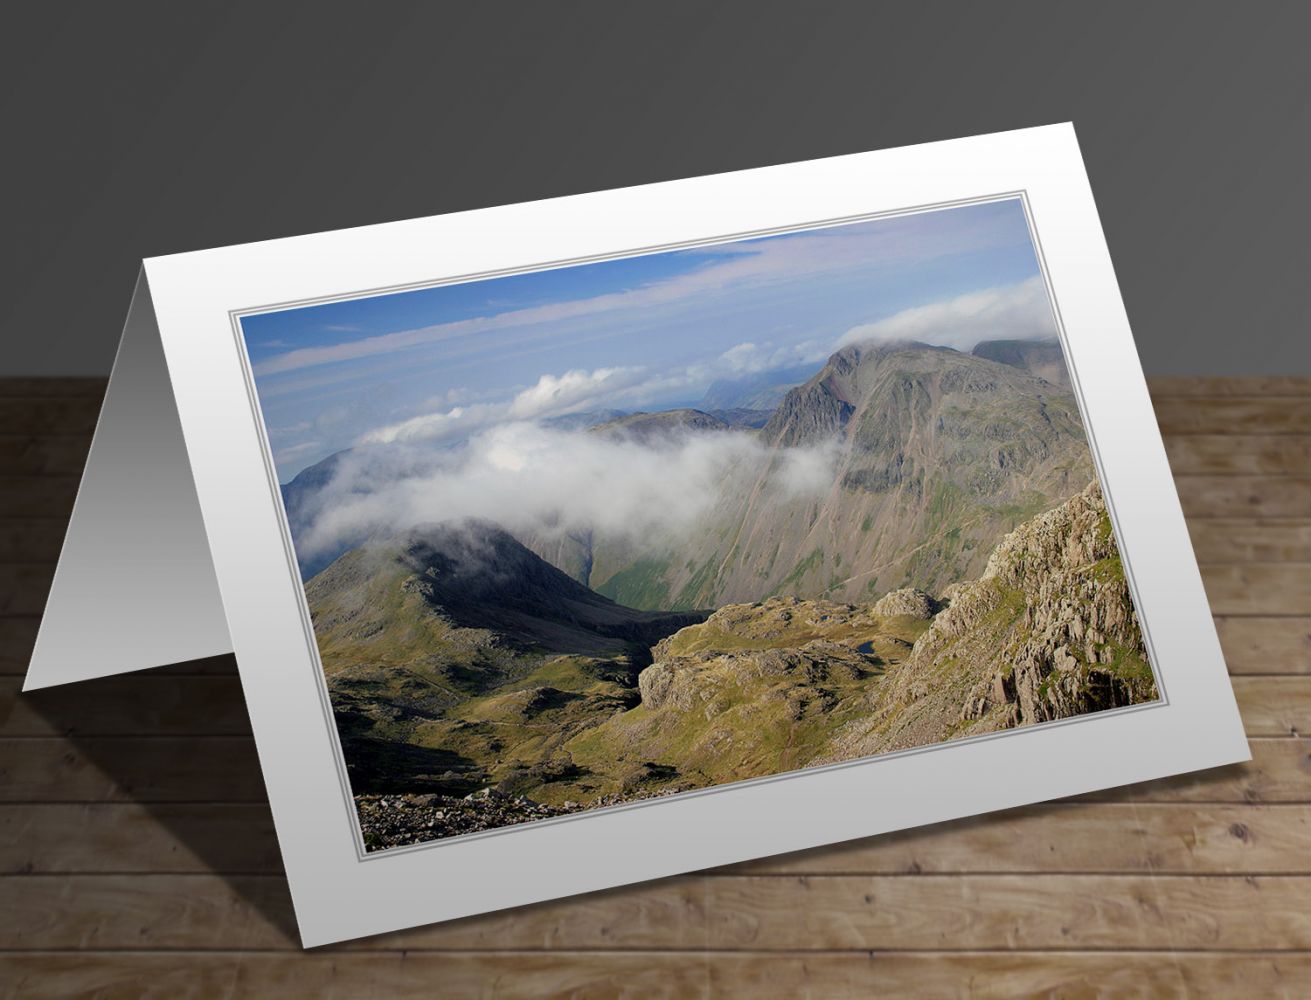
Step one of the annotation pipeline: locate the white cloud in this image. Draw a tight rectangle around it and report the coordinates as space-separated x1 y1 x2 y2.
835 276 1055 352
298 423 837 564
507 367 642 419
358 366 645 446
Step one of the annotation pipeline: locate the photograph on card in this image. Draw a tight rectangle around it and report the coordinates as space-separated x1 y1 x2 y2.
239 198 1159 852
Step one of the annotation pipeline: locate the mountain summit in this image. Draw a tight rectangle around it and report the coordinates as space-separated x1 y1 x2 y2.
589 341 1093 609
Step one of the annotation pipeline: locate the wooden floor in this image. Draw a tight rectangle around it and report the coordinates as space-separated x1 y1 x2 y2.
1 376 1309 998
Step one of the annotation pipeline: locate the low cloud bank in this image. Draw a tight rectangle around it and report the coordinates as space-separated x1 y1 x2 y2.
835 276 1055 352
296 422 836 567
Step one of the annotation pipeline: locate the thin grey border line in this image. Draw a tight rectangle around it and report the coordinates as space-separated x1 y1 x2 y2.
227 190 1167 865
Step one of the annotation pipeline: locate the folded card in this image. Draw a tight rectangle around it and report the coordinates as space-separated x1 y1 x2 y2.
25 124 1248 947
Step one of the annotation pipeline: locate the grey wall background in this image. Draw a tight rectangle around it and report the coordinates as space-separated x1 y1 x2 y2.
3 2 1308 376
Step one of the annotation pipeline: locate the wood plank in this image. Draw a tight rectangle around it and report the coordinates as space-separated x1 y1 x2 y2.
0 435 92 477
702 874 1311 951
1153 396 1311 435
1 676 251 737
1 951 1308 1000
707 952 1311 999
0 873 707 952
1072 738 1310 803
0 521 67 563
1189 520 1311 563
0 803 283 874
1201 565 1311 616
0 398 103 436
1232 676 1310 736
731 803 1311 877
1148 376 1311 397
0 378 106 398
1 736 1304 806
1177 476 1311 518
0 738 268 803
0 618 39 674
0 952 705 999
5 802 1309 876
1164 434 1311 476
3 873 1310 953
1216 617 1311 674
0 564 54 616
0 477 78 519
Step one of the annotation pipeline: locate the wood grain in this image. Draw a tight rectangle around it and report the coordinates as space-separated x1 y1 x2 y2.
0 435 91 477
1177 476 1311 518
1147 375 1311 397
2 952 1309 999
3 873 1310 952
1200 564 1311 616
1 376 1309 996
1189 520 1311 563
2 737 1304 806
6 802 1309 877
0 676 251 736
1215 617 1311 673
1153 396 1311 435
1165 434 1311 475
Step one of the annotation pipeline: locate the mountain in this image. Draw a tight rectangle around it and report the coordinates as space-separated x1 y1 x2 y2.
972 337 1070 388
700 363 816 410
306 522 703 796
556 480 1158 802
587 340 1092 610
539 408 629 431
315 482 1156 846
814 479 1156 759
590 408 730 441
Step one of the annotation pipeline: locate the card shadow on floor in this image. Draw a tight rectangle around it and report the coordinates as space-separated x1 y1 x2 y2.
19 655 301 945
18 654 1259 950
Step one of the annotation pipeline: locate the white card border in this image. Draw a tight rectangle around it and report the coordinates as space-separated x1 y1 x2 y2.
143 124 1248 947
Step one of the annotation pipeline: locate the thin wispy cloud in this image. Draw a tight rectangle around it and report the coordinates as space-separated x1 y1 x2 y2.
253 206 1023 378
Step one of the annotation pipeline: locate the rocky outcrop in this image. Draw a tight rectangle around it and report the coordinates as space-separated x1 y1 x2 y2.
818 481 1158 761
871 587 940 619
948 479 1155 726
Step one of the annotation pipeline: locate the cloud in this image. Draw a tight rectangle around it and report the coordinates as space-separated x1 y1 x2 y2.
507 367 642 419
297 423 837 565
710 339 830 376
358 366 645 445
253 202 1027 377
834 276 1055 352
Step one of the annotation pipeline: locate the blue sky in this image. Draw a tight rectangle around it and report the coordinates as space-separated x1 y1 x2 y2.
242 198 1051 480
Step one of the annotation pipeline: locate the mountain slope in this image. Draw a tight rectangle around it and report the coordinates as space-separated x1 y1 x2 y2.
972 337 1070 388
817 479 1156 760
569 480 1157 797
307 522 704 796
590 341 1093 609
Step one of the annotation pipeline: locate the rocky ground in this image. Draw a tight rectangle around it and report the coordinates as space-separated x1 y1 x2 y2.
357 784 697 851
356 788 583 850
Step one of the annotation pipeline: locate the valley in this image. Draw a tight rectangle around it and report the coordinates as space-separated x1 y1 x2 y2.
287 338 1160 850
